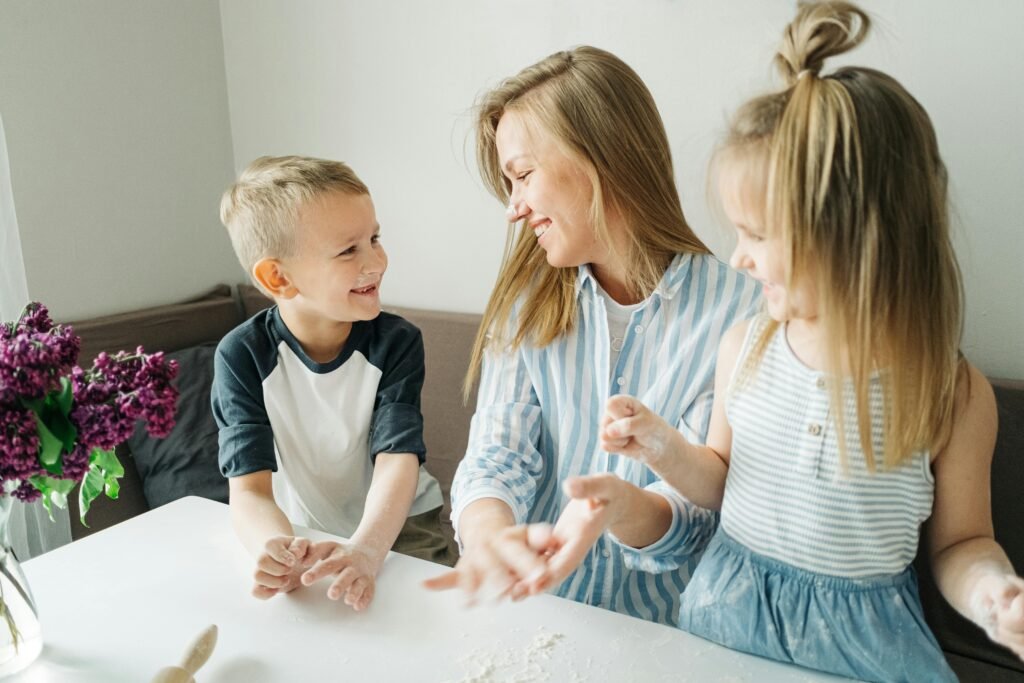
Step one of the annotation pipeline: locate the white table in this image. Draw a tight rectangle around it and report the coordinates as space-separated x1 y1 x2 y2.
19 497 851 682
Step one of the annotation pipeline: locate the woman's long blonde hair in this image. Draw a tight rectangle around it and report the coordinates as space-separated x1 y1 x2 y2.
465 46 709 398
727 1 963 469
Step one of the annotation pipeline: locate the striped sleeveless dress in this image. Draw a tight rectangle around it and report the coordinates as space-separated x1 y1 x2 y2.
678 315 956 682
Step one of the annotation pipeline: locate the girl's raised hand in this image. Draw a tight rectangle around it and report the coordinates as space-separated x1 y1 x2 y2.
972 574 1024 660
601 395 675 468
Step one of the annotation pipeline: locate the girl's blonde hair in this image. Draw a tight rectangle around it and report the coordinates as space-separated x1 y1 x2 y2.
726 2 963 469
220 155 369 294
466 45 709 398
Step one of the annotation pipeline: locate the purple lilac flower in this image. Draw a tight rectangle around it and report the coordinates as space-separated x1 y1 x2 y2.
60 443 91 482
11 480 41 502
0 407 44 489
2 303 178 501
71 401 135 451
15 303 54 335
0 304 81 405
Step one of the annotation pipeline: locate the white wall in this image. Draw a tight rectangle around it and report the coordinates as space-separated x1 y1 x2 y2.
0 0 244 321
219 0 1024 379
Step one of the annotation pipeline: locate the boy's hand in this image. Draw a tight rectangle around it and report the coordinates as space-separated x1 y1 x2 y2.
971 574 1024 660
601 395 676 468
300 541 384 611
252 536 311 600
422 524 559 604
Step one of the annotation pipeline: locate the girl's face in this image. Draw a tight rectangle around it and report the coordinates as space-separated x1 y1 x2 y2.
719 158 818 322
495 111 606 271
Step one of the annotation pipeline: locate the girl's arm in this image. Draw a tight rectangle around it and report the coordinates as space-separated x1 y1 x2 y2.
600 319 745 511
928 363 1024 660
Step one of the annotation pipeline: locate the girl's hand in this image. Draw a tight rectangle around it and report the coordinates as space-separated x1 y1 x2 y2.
422 523 558 604
601 395 676 468
971 574 1024 660
300 540 384 610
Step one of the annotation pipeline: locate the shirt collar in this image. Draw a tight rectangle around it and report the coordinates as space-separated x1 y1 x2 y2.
575 253 694 301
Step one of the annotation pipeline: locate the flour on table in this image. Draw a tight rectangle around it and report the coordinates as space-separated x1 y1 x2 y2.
445 627 579 682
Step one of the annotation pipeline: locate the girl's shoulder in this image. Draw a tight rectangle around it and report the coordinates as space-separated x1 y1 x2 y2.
933 361 997 462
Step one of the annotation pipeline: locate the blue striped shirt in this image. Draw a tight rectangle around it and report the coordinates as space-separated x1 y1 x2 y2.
451 253 761 625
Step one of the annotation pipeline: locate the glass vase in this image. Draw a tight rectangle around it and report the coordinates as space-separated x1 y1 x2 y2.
0 495 42 677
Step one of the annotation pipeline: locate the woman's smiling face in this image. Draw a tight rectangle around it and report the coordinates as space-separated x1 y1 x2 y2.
495 110 605 271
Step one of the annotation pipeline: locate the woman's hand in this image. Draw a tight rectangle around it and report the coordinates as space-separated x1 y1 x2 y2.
422 523 558 604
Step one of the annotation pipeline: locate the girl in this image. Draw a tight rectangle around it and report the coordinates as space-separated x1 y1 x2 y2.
583 2 1024 680
423 46 760 625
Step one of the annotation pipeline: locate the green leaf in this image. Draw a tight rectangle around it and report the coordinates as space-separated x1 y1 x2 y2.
32 414 63 469
91 448 124 478
46 411 78 454
28 475 75 521
56 377 73 415
90 448 124 501
104 476 120 500
78 468 105 526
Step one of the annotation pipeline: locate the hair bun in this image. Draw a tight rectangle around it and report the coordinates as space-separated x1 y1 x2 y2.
775 1 871 86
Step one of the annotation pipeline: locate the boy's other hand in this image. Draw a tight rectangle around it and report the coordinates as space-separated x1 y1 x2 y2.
301 541 383 611
601 395 674 468
252 536 311 600
972 573 1024 660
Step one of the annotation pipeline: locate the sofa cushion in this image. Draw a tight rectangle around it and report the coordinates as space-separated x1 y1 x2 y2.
125 343 227 509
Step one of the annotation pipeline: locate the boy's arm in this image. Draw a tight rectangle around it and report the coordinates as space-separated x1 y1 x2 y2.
228 471 293 555
928 364 1024 660
212 333 307 598
229 470 312 600
299 453 420 609
349 452 420 562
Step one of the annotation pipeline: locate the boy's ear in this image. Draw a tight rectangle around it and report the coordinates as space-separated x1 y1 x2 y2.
252 258 298 299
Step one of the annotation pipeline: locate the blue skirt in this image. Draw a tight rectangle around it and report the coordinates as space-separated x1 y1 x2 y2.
677 530 957 683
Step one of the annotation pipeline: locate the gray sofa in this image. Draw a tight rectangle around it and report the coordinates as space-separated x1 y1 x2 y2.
65 284 1023 681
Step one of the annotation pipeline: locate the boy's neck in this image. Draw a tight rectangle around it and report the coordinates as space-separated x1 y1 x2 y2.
277 303 354 364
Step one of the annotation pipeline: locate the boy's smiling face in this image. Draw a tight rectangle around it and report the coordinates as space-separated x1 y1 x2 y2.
282 190 387 328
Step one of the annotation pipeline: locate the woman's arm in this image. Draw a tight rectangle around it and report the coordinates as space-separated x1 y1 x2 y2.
928 363 1024 660
425 339 552 601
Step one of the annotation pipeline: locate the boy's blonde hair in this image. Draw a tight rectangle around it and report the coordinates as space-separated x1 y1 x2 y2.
220 156 369 292
725 2 963 469
466 45 710 397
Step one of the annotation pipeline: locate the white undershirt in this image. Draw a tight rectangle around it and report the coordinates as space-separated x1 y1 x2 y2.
595 282 644 376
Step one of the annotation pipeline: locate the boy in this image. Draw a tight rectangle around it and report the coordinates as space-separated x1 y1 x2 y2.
213 155 453 610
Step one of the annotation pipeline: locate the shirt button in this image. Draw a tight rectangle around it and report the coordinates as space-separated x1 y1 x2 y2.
601 548 611 558
633 325 643 334
816 378 826 389
616 377 626 387
808 423 822 436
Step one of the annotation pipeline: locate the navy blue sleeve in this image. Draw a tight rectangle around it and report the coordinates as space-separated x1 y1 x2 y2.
211 322 278 478
368 316 427 463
